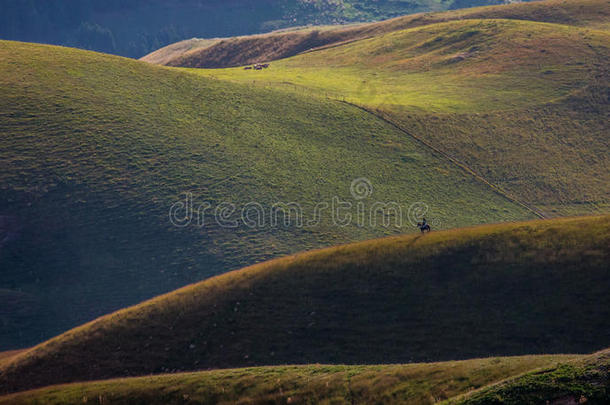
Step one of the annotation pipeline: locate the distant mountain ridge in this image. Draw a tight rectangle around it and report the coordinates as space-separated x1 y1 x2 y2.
0 0 517 58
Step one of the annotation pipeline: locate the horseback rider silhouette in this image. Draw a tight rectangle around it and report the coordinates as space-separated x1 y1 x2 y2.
417 217 431 233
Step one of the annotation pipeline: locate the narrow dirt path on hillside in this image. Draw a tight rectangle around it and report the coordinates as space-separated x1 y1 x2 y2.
340 101 546 219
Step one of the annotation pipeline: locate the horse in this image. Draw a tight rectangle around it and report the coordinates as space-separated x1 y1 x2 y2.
417 222 431 233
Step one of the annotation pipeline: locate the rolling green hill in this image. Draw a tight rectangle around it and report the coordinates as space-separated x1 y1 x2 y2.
0 354 581 404
200 19 607 111
0 39 533 349
452 348 610 404
190 6 610 216
2 0 609 402
145 0 610 68
0 216 608 394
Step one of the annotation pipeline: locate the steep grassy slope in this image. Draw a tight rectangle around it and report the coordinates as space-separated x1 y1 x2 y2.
0 350 24 367
0 40 532 349
451 349 610 404
141 38 223 65
0 355 579 404
383 88 609 217
192 16 610 216
147 0 610 68
0 216 608 393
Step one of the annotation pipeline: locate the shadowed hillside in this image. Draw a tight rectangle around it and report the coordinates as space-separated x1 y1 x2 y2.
0 216 608 393
0 350 24 367
145 0 610 68
0 355 580 404
1 0 609 403
0 40 532 349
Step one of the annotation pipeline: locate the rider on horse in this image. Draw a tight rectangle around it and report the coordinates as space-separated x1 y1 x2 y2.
418 217 431 233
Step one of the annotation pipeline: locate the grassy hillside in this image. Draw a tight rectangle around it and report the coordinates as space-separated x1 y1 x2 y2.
142 38 223 65
191 13 610 216
0 40 533 349
146 0 610 68
200 19 607 111
0 350 24 367
0 216 608 393
0 355 580 404
451 349 610 404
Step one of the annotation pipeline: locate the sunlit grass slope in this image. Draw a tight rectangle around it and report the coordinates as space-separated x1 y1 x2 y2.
192 15 610 216
451 348 610 404
0 216 608 393
0 355 580 404
197 19 607 112
0 40 533 349
148 0 610 68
